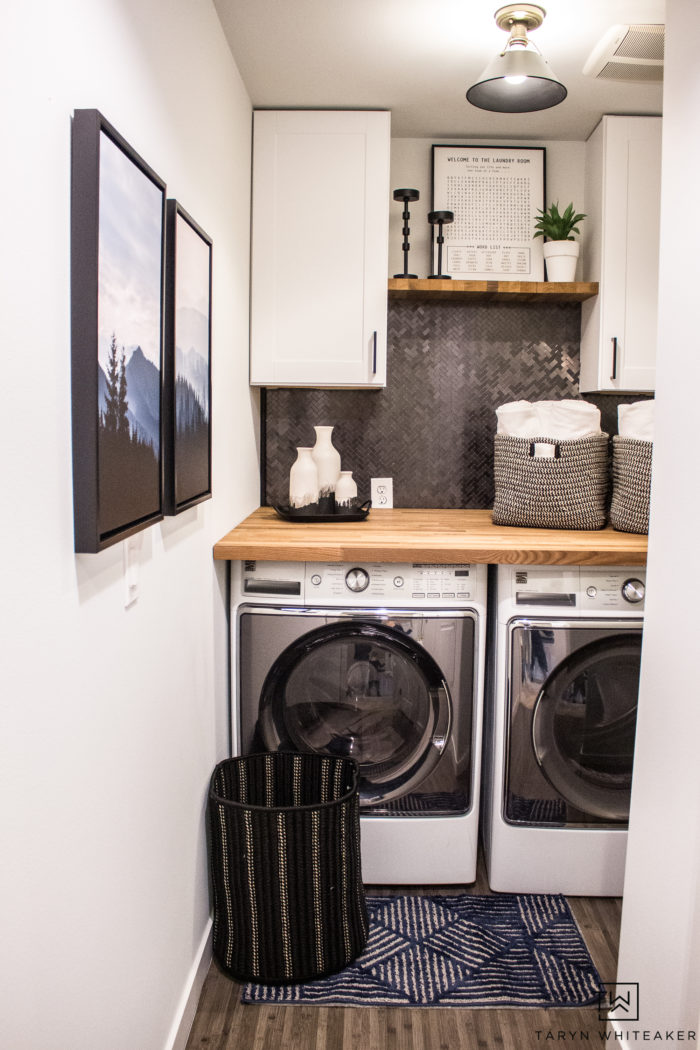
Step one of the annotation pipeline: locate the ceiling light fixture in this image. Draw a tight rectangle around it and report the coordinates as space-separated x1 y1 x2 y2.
466 4 567 113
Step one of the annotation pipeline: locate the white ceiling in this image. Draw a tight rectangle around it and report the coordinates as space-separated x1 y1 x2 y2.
213 0 664 141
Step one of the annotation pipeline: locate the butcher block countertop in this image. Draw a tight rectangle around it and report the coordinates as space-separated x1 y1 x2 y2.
213 507 647 566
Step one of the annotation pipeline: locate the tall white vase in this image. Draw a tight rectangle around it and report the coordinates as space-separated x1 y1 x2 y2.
311 426 341 499
289 447 319 509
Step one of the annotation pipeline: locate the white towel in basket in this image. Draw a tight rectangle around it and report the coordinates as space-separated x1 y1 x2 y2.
618 400 654 442
496 399 602 440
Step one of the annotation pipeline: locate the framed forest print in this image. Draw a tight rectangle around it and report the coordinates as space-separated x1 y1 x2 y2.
71 109 166 552
163 201 212 515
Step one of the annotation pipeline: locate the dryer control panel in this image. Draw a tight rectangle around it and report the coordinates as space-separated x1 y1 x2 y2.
508 565 646 613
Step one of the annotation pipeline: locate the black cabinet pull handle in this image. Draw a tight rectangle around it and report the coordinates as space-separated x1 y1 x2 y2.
610 336 618 381
372 331 377 374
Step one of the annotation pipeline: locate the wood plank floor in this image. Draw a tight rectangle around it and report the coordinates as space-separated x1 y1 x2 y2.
185 851 621 1050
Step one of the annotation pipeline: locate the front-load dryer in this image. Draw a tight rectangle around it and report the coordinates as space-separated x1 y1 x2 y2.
481 564 645 896
231 560 487 884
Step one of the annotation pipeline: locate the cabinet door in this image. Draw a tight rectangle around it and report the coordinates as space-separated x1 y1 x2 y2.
250 111 390 387
580 116 662 393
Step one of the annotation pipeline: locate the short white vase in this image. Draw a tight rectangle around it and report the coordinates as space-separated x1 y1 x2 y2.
543 240 580 282
311 426 341 500
335 470 358 508
289 447 319 509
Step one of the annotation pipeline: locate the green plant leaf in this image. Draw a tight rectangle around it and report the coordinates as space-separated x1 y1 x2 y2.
533 201 586 241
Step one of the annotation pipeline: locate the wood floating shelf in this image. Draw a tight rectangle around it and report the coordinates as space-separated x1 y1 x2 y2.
388 278 599 304
214 508 647 566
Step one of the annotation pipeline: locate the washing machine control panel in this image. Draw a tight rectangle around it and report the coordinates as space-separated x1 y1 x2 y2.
306 562 479 605
237 561 486 607
509 566 646 613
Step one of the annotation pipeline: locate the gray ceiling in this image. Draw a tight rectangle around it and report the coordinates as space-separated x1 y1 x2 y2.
213 0 664 141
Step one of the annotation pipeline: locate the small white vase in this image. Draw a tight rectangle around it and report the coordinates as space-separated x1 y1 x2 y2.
289 447 319 509
335 470 358 508
543 240 580 282
311 426 341 497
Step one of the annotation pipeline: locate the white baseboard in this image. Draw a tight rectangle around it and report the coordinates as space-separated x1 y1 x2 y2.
165 918 213 1050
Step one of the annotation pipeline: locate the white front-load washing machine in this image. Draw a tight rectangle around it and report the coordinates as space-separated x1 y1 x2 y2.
231 559 487 884
481 564 645 896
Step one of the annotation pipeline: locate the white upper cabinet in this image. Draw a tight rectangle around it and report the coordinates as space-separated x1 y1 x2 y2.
250 110 390 387
580 115 662 393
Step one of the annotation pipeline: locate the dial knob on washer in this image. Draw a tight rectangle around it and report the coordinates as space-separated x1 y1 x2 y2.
622 578 645 603
345 567 370 592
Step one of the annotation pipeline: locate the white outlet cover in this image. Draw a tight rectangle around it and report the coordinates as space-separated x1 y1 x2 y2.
371 477 393 508
123 533 143 608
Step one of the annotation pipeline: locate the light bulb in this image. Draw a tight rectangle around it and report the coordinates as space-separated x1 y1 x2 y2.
505 75 527 84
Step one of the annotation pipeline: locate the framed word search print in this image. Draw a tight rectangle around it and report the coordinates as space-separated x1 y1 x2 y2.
432 145 545 281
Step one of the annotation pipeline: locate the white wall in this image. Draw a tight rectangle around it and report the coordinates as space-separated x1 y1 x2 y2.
1 3 257 1049
390 137 585 278
616 0 700 1037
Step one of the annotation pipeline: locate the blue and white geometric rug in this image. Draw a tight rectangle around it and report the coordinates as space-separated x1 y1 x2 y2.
242 893 605 1007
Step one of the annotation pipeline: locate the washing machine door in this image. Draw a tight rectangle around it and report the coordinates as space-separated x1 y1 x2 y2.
257 620 452 805
531 632 641 821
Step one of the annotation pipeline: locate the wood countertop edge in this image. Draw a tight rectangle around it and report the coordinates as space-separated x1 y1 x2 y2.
213 508 647 565
213 544 646 566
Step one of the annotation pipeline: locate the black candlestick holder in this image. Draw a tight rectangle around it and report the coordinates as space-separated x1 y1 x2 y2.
393 188 420 279
427 210 454 279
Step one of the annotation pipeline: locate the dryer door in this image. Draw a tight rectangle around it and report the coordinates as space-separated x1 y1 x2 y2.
258 620 451 805
531 632 641 821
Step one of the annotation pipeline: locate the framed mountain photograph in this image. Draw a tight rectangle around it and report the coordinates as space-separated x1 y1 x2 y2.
163 202 212 515
71 108 166 553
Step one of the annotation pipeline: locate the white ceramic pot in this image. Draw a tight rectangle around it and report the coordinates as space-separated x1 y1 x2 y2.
311 425 341 496
335 470 358 508
289 447 319 509
543 240 580 282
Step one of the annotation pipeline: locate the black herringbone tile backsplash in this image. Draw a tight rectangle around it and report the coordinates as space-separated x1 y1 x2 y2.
263 301 642 509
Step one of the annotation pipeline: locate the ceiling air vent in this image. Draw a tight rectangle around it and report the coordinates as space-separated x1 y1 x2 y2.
583 24 664 82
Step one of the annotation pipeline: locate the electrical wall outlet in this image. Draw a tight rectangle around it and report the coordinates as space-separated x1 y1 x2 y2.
371 477 393 508
123 533 142 609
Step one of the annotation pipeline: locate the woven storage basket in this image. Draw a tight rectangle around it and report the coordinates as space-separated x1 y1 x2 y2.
492 433 609 530
208 752 368 983
610 436 652 534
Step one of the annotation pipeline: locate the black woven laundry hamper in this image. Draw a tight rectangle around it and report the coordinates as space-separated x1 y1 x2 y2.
208 752 368 983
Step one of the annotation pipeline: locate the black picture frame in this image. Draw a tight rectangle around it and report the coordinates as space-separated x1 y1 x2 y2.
71 109 166 553
431 144 546 281
163 201 213 515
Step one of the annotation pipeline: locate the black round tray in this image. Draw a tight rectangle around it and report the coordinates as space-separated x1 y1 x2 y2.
273 499 371 523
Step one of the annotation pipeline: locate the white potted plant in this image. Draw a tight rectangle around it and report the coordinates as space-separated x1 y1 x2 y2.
534 201 586 282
